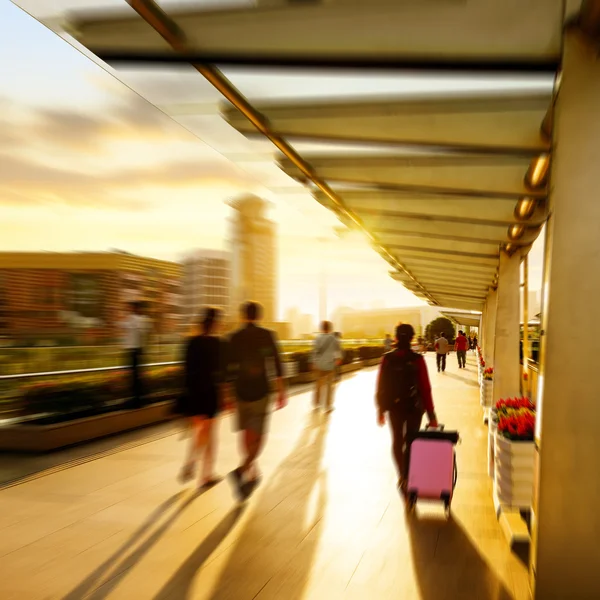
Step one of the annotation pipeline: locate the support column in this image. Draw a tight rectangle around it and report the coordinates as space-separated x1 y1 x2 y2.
492 251 521 404
483 288 497 366
531 30 600 599
522 254 530 398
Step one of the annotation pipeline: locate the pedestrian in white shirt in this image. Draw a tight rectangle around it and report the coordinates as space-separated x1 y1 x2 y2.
123 301 150 408
312 321 342 412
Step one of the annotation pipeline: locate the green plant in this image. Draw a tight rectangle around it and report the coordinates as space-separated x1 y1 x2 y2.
424 317 456 345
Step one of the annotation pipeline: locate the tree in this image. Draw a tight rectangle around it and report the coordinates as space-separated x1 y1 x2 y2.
425 317 456 344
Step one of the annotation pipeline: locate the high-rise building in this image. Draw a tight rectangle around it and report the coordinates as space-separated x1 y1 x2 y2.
182 249 231 327
285 307 315 339
228 195 277 323
0 251 182 345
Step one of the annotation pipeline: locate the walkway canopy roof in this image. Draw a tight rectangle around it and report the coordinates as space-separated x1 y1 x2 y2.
16 0 587 311
442 311 483 329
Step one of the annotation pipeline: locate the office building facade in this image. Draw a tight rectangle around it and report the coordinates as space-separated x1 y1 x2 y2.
0 252 182 346
182 249 231 328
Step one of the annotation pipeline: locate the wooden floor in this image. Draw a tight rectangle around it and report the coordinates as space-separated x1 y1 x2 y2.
0 354 530 599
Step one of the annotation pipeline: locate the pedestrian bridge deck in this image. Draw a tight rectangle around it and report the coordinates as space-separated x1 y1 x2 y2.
0 354 529 599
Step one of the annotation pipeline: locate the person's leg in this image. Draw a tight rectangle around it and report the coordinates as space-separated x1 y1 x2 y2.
313 372 323 408
325 370 335 411
436 353 441 372
132 348 144 407
442 353 447 372
200 418 217 484
462 351 467 368
130 349 139 407
180 416 202 483
242 428 264 478
388 409 408 486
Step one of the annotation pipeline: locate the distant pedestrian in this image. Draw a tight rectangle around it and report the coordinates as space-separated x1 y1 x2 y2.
376 323 438 498
334 331 343 383
435 332 449 373
454 330 469 369
384 334 393 352
178 307 225 489
471 335 478 353
123 301 150 408
312 321 342 412
226 301 286 500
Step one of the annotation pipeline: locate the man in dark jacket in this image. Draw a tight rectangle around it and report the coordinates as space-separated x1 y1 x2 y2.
226 301 286 500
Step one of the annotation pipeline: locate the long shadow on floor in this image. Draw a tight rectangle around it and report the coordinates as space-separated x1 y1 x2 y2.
408 514 514 599
444 371 481 388
61 490 185 600
207 410 330 600
63 489 214 600
153 506 245 599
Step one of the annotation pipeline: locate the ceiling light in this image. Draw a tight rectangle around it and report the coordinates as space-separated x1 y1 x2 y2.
514 197 537 220
508 224 526 240
526 154 550 189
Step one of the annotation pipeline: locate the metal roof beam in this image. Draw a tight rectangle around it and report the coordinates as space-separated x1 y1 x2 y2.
70 1 563 68
281 154 546 199
226 94 551 155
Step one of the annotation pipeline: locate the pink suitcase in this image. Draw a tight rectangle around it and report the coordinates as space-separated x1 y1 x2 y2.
406 428 459 513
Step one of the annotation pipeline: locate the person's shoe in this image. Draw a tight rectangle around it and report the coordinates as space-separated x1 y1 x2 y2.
228 467 246 501
240 478 259 500
178 464 195 485
200 476 222 490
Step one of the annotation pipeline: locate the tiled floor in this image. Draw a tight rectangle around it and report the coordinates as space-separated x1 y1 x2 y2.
0 354 530 599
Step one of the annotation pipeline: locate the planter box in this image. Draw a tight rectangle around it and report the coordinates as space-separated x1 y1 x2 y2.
488 419 497 478
480 379 493 407
0 400 175 452
494 434 535 509
282 361 299 378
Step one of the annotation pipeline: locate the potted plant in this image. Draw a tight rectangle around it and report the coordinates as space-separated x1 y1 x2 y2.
493 397 536 509
480 367 493 409
478 355 485 385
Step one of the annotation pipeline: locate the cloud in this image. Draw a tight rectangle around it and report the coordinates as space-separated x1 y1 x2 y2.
33 94 185 152
0 151 256 210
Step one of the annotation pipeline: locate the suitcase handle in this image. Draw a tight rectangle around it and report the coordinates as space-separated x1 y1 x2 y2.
426 423 445 431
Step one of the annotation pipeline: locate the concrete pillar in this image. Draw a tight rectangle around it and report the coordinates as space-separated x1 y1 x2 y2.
483 288 497 366
492 251 521 403
531 30 600 599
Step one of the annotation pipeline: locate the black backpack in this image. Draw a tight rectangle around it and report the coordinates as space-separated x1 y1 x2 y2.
383 350 422 413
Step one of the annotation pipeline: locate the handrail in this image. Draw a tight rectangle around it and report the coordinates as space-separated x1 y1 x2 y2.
0 361 181 382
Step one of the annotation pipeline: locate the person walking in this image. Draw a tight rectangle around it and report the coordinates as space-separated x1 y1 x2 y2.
434 332 449 373
226 301 286 500
312 321 342 412
333 331 343 384
178 307 225 489
376 323 438 498
384 334 393 352
471 334 478 353
123 300 150 409
454 330 469 369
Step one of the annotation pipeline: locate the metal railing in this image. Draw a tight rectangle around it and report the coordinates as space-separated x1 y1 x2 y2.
0 339 381 377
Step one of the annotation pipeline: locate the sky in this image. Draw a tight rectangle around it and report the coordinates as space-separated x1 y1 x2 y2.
1 1 547 320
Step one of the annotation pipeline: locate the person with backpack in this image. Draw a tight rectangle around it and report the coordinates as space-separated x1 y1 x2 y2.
312 321 342 412
454 330 469 369
226 301 286 500
376 323 438 498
